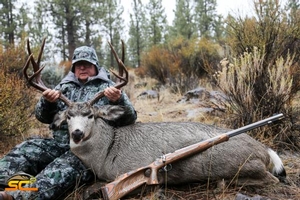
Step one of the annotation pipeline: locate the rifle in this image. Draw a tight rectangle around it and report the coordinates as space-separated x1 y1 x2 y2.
101 113 284 200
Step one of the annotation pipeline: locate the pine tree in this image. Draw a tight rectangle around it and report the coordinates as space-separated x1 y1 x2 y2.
194 0 218 38
0 0 20 46
29 0 53 54
127 0 147 67
35 0 105 60
39 0 79 60
171 0 196 39
15 3 31 41
101 0 125 69
145 0 167 46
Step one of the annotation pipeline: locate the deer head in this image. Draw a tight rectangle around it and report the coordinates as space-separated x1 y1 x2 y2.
23 38 128 143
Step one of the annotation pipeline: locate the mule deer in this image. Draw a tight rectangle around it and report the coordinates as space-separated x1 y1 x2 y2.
24 39 286 193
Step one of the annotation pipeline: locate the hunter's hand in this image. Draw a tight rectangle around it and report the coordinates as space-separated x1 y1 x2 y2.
104 86 121 102
43 89 60 103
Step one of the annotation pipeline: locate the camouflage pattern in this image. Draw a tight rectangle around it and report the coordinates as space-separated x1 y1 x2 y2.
0 139 93 200
71 46 100 73
0 48 137 199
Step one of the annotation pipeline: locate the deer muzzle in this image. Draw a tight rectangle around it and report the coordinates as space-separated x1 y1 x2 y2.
72 129 84 144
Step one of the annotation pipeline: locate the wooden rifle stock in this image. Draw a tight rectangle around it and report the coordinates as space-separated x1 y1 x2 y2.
101 113 284 200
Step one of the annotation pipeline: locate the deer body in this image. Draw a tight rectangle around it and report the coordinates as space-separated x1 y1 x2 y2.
57 103 285 186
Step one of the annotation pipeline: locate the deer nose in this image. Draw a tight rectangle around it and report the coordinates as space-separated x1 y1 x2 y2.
72 129 84 144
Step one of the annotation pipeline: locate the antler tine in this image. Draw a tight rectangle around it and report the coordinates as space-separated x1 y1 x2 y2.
120 40 125 80
26 39 32 56
23 54 47 91
36 38 46 68
107 41 128 88
88 41 128 105
23 39 72 107
121 40 125 63
26 38 45 69
26 38 46 88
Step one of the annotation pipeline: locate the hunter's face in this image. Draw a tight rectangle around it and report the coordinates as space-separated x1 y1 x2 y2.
74 61 97 83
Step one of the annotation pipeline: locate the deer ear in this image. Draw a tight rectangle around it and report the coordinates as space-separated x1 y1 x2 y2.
94 105 125 121
50 110 67 130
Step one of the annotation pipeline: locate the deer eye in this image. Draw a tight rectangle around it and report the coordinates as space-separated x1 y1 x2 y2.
67 114 72 120
82 109 92 117
67 111 75 120
88 114 94 119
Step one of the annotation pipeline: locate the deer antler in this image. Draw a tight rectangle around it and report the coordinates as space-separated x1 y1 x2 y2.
88 40 128 105
23 38 72 106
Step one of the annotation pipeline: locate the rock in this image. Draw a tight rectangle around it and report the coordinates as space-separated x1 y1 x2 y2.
178 87 211 103
137 90 159 100
134 82 147 88
235 193 271 200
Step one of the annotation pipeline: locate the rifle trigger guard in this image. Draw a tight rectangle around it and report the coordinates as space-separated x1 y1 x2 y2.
163 164 172 172
160 155 172 171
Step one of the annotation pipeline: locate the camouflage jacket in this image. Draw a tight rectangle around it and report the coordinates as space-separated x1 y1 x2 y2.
35 67 137 144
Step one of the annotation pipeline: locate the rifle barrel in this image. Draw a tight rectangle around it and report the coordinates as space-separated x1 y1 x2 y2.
226 113 284 138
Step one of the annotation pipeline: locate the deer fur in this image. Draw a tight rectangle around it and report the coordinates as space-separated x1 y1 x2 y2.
52 103 286 186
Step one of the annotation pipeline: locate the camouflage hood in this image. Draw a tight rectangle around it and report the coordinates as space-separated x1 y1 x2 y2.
71 46 101 73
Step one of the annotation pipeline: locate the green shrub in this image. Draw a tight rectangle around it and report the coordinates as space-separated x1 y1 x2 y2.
142 45 172 84
225 0 300 93
142 37 221 94
214 47 295 148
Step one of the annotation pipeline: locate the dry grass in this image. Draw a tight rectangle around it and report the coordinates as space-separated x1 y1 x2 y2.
126 75 224 125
